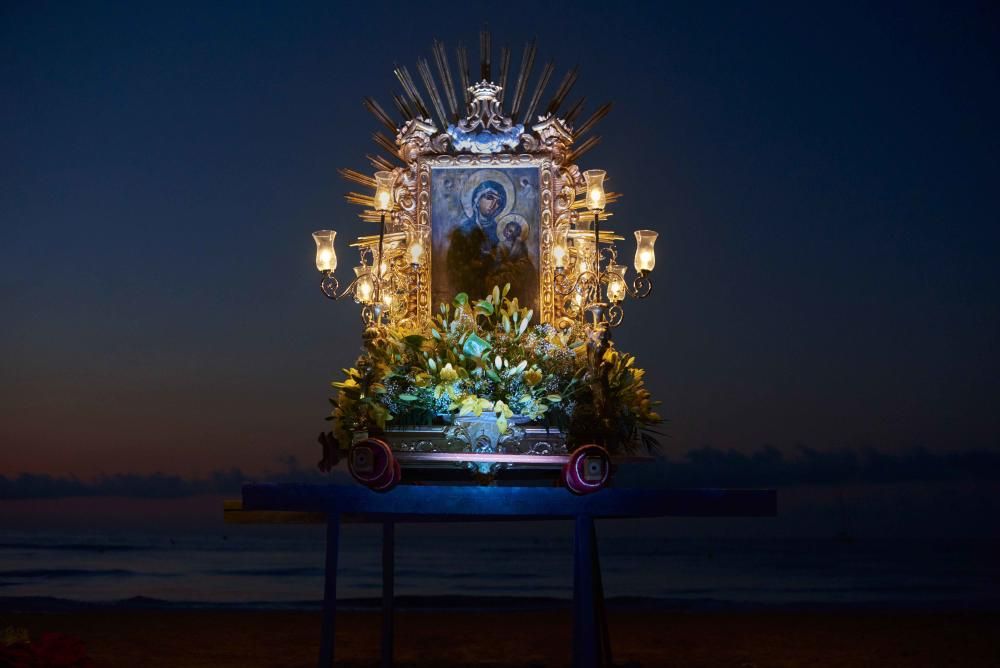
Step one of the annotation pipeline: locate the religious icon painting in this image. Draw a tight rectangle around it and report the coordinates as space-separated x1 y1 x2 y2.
430 165 542 312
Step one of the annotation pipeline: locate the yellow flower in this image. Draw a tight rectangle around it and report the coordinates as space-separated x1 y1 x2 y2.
439 362 458 382
458 395 493 417
493 400 514 419
413 372 431 387
524 367 543 387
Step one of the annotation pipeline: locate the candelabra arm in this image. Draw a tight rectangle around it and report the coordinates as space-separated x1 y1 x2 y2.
625 270 653 299
606 302 625 328
554 266 599 296
319 272 366 301
320 273 340 300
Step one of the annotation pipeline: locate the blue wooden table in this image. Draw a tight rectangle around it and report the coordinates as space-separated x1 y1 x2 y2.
240 484 776 667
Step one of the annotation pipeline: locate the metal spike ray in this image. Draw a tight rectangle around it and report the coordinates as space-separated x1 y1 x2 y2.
510 39 536 121
401 67 429 117
392 94 414 121
417 58 448 128
338 168 376 188
362 97 398 133
455 43 471 106
479 27 491 81
497 46 511 104
372 132 400 159
564 97 586 124
574 101 613 138
545 66 578 116
392 69 414 114
432 39 459 119
367 154 396 171
567 135 601 163
394 66 430 119
345 192 376 207
522 60 554 126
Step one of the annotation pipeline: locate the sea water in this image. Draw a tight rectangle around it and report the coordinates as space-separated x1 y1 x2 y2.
1 521 997 610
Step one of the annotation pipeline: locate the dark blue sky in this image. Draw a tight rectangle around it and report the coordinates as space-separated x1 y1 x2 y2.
2 2 998 477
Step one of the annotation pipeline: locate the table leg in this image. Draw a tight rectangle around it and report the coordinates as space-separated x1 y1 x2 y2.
573 514 600 668
318 513 340 668
590 520 613 666
381 521 395 667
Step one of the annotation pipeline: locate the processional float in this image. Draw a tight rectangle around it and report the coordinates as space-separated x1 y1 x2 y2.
310 32 661 493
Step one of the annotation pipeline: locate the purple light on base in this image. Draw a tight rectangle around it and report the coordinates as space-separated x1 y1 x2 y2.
348 438 400 492
563 444 611 495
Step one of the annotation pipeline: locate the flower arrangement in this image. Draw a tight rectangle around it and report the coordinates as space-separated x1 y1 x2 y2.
329 285 661 453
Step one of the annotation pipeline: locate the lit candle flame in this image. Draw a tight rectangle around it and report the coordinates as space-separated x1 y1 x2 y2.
608 279 625 302
357 278 373 302
318 249 332 271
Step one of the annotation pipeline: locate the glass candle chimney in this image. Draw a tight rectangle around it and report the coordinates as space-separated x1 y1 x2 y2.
374 171 394 213
633 230 658 273
552 228 568 269
408 226 430 266
313 230 337 272
576 236 597 275
606 264 627 302
354 265 374 304
583 169 607 212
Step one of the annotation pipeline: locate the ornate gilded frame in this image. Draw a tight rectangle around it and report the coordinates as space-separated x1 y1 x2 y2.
374 83 581 326
410 154 559 323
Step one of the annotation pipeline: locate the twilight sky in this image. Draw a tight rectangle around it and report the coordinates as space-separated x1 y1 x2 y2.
1 2 998 479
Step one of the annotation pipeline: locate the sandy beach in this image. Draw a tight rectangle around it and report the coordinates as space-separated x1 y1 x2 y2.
3 607 998 667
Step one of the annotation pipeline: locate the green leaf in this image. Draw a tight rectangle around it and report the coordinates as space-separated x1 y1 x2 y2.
475 299 495 315
453 292 469 306
399 393 419 401
546 394 563 403
462 332 490 357
403 334 426 348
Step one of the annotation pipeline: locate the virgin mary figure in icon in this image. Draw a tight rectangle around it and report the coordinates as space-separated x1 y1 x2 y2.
445 174 537 301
